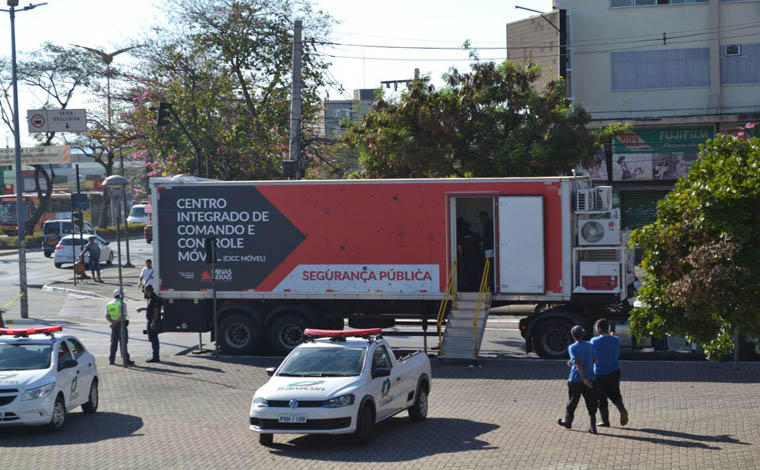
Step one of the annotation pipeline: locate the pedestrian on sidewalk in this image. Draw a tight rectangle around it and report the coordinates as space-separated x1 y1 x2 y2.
80 236 103 283
591 318 629 427
137 284 162 363
557 325 599 434
107 288 134 366
138 259 157 293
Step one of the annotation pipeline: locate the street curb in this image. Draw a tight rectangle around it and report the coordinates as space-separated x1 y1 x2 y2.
3 318 76 325
42 284 104 299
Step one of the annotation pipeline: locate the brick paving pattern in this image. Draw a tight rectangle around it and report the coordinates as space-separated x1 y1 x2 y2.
1 357 758 469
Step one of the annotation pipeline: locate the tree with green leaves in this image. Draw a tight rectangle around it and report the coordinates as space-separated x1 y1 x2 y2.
126 0 334 180
629 129 760 361
0 43 102 233
343 61 621 178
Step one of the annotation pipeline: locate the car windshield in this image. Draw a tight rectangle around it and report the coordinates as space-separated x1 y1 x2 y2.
44 222 74 235
277 346 366 377
129 207 146 217
0 343 53 371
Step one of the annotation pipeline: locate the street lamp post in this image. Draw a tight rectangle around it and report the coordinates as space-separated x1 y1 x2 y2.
73 45 141 268
2 1 48 319
104 174 129 367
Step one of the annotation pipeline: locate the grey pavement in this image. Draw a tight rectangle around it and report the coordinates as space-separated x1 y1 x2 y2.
1 356 758 469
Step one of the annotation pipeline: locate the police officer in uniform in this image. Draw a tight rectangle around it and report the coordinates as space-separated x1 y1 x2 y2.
106 288 134 366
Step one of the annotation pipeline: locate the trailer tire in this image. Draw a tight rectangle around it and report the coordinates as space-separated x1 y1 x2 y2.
533 319 574 359
268 313 310 356
219 314 260 355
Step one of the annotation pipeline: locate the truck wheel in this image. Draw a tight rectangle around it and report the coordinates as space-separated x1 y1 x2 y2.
268 314 310 356
353 404 374 445
533 320 573 359
54 263 62 269
259 433 273 446
408 383 428 422
219 314 260 355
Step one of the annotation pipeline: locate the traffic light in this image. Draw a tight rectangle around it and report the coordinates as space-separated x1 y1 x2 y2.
156 102 172 128
72 211 83 229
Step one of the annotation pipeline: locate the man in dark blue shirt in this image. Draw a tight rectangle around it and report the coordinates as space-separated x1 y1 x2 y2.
591 318 629 427
137 284 162 363
558 325 598 434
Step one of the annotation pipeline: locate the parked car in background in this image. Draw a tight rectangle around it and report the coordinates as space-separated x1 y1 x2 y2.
41 220 95 258
127 204 149 224
53 234 113 269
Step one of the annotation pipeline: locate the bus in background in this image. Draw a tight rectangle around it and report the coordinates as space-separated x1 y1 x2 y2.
0 190 109 236
0 191 73 235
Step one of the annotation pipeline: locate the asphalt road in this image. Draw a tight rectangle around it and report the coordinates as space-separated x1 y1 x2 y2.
0 238 706 362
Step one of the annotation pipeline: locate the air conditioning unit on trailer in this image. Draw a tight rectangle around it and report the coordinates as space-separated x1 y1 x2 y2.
576 186 613 212
579 261 620 292
577 218 620 246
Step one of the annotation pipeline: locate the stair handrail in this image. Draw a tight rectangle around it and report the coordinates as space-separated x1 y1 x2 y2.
473 258 491 357
436 260 458 352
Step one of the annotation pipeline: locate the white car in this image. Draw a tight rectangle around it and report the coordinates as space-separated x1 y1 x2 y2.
127 204 150 224
53 234 113 269
0 326 99 432
249 328 431 446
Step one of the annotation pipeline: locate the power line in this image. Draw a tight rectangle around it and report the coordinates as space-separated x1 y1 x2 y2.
314 30 760 63
313 21 760 53
332 18 760 48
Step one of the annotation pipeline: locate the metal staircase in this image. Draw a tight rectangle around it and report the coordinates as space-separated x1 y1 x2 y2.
438 292 491 360
437 259 491 361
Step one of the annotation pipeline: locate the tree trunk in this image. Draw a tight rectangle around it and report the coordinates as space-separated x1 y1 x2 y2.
23 165 54 235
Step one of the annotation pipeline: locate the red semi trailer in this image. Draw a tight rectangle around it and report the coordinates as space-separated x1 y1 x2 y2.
150 176 631 357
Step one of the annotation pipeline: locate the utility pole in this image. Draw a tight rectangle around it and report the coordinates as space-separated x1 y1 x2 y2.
285 19 303 180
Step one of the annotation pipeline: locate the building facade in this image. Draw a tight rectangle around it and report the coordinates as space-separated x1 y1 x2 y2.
319 88 376 138
508 0 760 252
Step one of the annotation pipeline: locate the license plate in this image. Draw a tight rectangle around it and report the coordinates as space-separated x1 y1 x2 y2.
278 414 307 424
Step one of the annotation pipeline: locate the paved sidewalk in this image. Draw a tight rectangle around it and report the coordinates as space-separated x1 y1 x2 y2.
1 357 758 470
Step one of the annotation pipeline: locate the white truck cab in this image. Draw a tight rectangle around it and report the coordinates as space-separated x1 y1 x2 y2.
0 326 99 432
250 328 431 445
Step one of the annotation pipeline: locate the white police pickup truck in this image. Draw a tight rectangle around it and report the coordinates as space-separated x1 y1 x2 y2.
249 328 431 445
0 326 99 432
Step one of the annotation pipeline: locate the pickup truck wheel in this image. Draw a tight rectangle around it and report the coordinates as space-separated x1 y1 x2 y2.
353 404 374 445
259 433 273 446
219 314 260 355
268 314 309 356
533 320 573 359
408 384 428 422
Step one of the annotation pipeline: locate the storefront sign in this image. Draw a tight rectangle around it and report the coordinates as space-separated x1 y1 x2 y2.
612 126 714 181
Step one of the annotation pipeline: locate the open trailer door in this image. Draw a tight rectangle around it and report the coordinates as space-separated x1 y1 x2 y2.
497 196 545 294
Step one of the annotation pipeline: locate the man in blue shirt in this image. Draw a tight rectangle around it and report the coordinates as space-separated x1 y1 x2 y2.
591 318 629 427
557 325 598 434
